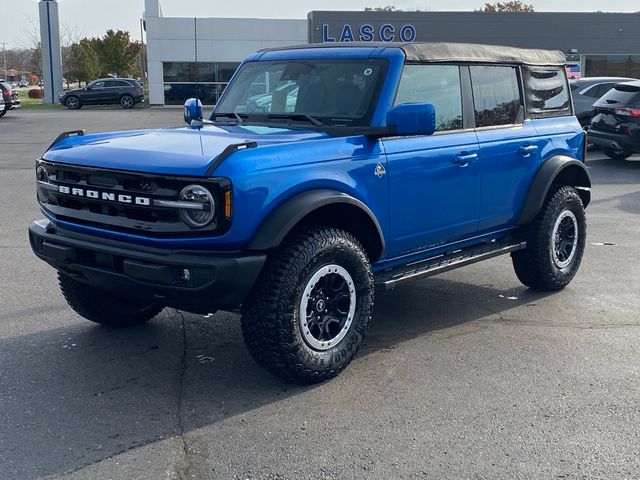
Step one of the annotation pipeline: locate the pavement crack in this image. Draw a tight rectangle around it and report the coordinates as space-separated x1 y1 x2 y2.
175 310 193 480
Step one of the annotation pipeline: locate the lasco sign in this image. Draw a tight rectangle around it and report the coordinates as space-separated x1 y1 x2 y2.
321 24 417 43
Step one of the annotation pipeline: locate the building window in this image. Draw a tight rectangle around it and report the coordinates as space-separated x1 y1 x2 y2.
584 55 640 78
162 62 240 105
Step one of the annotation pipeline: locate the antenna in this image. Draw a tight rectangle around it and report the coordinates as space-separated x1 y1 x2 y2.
194 17 199 106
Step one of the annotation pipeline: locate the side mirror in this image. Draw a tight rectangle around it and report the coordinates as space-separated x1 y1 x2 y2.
386 103 436 136
184 98 203 125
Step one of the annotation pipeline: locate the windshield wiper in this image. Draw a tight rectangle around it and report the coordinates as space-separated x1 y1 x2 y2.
211 112 247 124
267 113 324 127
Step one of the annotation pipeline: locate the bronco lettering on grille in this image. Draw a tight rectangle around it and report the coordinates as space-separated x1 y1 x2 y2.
57 185 151 206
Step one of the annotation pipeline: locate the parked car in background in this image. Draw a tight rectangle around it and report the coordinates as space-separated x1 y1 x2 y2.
570 77 636 126
570 77 636 150
589 80 640 159
58 78 144 109
18 80 29 88
0 80 21 117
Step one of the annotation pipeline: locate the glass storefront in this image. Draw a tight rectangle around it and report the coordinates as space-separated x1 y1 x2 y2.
582 55 640 78
162 62 240 105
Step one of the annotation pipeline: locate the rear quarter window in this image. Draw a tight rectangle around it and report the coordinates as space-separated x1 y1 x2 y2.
524 66 571 117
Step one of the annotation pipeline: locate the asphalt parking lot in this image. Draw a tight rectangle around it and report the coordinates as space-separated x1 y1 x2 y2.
1 107 639 480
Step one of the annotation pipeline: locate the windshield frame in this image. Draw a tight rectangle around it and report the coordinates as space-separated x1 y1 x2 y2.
211 58 390 130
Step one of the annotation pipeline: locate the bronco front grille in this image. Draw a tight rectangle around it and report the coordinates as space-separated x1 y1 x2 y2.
36 160 231 236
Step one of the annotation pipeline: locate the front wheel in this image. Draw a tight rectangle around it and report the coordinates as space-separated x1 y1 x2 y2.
241 226 374 384
512 186 586 291
603 146 632 160
120 94 135 109
58 273 163 327
65 96 81 110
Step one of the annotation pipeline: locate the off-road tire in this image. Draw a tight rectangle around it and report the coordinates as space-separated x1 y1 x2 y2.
120 94 135 109
65 96 81 110
58 272 163 327
241 226 374 384
603 146 632 160
512 186 586 291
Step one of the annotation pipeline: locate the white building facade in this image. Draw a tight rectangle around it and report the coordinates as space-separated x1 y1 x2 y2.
143 0 307 105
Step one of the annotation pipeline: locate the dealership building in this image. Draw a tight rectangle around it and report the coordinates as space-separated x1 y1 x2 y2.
143 0 640 105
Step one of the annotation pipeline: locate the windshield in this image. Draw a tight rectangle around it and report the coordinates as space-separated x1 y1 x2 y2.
214 59 388 127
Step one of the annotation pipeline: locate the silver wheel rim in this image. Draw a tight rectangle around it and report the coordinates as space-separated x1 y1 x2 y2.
299 264 356 351
122 96 133 108
67 97 78 108
551 210 578 269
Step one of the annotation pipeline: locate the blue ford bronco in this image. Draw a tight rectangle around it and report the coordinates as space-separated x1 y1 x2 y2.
30 43 590 383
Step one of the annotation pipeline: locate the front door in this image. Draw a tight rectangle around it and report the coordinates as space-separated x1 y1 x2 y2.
83 80 107 104
384 64 480 258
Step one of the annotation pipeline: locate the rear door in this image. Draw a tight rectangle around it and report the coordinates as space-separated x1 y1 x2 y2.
470 65 544 232
384 64 480 257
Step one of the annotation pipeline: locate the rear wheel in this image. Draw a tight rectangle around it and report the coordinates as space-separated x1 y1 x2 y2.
0 107 6 117
241 226 374 384
120 94 135 109
512 186 586 291
58 273 163 327
603 146 632 160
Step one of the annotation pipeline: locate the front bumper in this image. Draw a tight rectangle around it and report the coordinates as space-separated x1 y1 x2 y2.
29 219 265 313
589 129 640 153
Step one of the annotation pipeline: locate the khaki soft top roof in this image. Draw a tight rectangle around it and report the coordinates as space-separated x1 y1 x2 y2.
402 42 565 66
260 42 566 66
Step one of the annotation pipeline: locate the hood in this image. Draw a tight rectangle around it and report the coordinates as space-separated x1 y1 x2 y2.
43 124 329 177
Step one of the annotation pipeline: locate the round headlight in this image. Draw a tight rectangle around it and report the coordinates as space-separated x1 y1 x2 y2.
36 165 50 183
178 184 215 228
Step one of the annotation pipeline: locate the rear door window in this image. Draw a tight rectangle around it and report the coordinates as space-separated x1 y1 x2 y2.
394 64 463 131
469 65 522 127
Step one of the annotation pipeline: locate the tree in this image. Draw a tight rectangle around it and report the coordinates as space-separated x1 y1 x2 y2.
482 1 535 12
65 39 100 85
365 6 398 11
92 30 142 78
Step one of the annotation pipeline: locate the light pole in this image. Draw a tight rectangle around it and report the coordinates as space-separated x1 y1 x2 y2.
1 43 6 80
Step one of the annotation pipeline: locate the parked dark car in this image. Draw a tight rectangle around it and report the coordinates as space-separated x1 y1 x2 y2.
589 80 640 159
570 77 636 128
0 81 21 117
58 78 144 110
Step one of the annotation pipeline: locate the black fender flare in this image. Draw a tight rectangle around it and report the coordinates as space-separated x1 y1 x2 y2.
245 189 385 257
518 155 591 225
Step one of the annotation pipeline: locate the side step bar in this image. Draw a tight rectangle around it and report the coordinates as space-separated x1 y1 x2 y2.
375 240 526 290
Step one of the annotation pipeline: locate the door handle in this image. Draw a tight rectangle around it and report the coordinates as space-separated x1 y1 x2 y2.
453 152 478 167
518 145 539 157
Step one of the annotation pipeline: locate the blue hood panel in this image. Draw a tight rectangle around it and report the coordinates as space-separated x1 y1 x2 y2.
43 125 329 177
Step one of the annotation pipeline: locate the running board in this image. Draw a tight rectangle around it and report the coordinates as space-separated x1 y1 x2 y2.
375 240 526 289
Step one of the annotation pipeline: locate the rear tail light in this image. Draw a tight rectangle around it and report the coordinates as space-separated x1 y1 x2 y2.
614 108 640 117
5 90 12 96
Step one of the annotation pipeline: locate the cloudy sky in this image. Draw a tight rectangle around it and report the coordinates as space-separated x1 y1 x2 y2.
3 0 637 49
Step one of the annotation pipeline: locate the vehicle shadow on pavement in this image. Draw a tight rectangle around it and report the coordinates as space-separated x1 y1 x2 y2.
0 276 551 479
